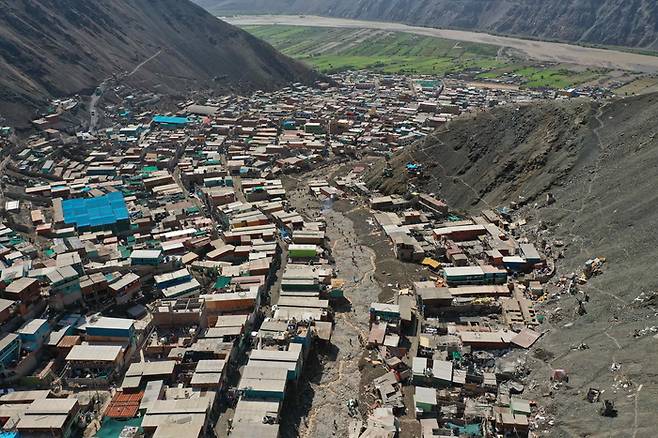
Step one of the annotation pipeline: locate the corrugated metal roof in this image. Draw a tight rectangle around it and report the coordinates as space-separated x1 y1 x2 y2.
105 391 143 418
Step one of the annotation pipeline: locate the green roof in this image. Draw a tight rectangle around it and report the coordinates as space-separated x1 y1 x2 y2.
214 276 231 289
118 246 131 258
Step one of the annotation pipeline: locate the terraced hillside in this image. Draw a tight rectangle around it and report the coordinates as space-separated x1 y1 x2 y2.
366 94 658 436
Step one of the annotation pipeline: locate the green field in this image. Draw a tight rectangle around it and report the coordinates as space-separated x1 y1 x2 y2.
243 25 505 75
478 66 604 89
242 25 606 89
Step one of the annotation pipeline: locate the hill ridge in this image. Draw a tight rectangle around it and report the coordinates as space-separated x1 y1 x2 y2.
195 0 658 52
0 0 318 127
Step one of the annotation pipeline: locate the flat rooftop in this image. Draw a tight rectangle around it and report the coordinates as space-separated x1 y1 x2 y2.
62 192 129 228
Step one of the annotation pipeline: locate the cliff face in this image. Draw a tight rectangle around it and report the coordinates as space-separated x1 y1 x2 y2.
0 0 318 126
197 0 658 50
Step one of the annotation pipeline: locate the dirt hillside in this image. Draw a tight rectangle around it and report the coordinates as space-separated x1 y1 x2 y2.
0 0 319 127
367 94 658 436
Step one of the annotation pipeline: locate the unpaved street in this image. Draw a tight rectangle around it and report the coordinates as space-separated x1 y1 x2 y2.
283 172 382 437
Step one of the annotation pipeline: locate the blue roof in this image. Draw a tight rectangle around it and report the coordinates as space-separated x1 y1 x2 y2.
153 115 189 125
62 192 129 228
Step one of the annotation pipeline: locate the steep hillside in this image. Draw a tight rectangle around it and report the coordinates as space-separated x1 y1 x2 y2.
0 0 318 127
368 100 597 208
197 0 658 51
366 94 658 435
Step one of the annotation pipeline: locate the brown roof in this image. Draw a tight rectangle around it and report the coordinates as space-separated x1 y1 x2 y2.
57 335 81 348
105 391 143 418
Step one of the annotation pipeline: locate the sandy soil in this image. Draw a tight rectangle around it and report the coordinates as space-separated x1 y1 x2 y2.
279 161 427 437
282 171 383 438
226 15 658 73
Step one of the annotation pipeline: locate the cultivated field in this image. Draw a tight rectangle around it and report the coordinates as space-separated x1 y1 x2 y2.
243 25 616 89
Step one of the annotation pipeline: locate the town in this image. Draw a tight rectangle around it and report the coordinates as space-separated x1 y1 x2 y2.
0 71 605 438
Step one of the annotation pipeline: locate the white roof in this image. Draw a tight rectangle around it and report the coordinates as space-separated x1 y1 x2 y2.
17 318 48 335
154 268 190 285
162 278 201 298
443 266 485 276
0 298 15 312
84 316 134 331
126 360 176 377
66 344 122 362
130 249 162 259
195 359 226 374
4 276 37 293
414 386 437 405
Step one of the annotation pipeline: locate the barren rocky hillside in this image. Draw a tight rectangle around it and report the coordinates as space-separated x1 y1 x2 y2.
0 0 318 126
197 0 658 51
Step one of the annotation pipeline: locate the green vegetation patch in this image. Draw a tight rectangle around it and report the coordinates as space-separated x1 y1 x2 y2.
478 65 605 89
243 25 505 75
243 25 607 88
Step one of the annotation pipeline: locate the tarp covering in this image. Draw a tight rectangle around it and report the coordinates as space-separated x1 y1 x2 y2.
62 192 129 228
421 258 441 269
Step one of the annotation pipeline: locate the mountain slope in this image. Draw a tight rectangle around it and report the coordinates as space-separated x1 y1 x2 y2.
0 0 318 126
196 0 658 51
366 94 658 435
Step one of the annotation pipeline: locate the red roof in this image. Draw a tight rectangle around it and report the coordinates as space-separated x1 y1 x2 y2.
105 391 143 418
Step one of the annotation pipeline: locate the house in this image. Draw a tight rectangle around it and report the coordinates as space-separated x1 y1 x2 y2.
65 344 124 382
15 398 81 438
288 244 318 259
79 273 110 305
154 268 193 290
238 365 288 401
443 266 506 286
46 266 81 308
82 316 136 344
121 361 176 391
231 399 280 438
370 303 401 323
130 249 164 266
248 347 303 382
142 396 213 436
161 278 201 300
415 284 453 314
109 273 141 304
0 333 21 372
3 277 40 310
152 115 189 128
16 319 50 352
190 359 227 390
414 386 437 415
0 298 16 325
417 193 448 216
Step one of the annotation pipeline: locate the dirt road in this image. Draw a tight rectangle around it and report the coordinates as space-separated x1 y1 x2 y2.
225 15 658 73
282 172 383 438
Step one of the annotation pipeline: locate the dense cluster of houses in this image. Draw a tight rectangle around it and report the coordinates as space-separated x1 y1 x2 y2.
0 71 566 438
355 192 553 437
